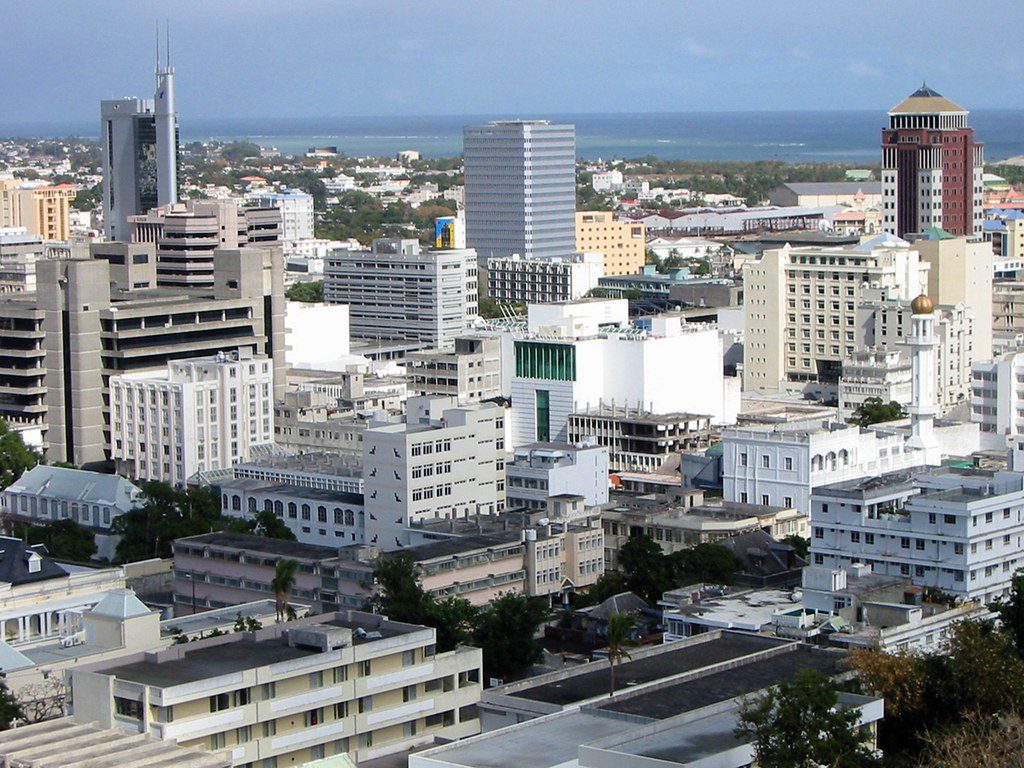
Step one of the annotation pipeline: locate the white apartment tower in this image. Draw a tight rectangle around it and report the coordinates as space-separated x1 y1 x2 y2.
110 350 274 487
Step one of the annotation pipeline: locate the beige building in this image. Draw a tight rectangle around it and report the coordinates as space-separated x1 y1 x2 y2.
994 280 1024 340
71 611 483 767
406 335 503 404
0 181 75 241
743 234 928 396
575 212 645 276
911 232 992 363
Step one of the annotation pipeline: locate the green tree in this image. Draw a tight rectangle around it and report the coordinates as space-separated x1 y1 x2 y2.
272 559 298 623
736 669 880 768
234 614 263 632
0 677 23 729
373 554 432 625
220 141 263 163
0 420 40 489
990 573 1024 655
473 592 549 683
246 512 299 540
618 534 671 603
26 519 97 562
669 543 742 585
605 613 636 696
781 535 809 560
112 482 223 561
72 183 102 212
285 280 324 303
477 297 524 319
429 596 479 652
849 397 905 427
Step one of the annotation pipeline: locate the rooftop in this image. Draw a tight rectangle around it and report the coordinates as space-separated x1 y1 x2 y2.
174 530 339 560
506 632 787 706
216 478 364 506
408 531 523 563
6 465 141 510
813 468 922 499
890 83 966 114
0 717 229 768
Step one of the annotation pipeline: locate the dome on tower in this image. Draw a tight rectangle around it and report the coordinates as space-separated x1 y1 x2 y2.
911 294 934 315
890 83 966 114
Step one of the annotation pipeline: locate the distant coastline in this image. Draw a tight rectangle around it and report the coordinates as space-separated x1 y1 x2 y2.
3 110 1024 162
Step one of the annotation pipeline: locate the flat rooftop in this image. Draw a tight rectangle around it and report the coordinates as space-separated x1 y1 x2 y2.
813 469 920 499
174 530 338 560
507 632 787 706
597 644 844 719
409 531 522 562
216 478 364 505
100 616 416 688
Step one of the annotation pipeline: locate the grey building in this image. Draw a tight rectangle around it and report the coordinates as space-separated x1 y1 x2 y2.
0 246 285 468
100 57 178 241
406 335 503 403
463 121 576 262
324 238 477 350
0 229 44 293
3 465 142 531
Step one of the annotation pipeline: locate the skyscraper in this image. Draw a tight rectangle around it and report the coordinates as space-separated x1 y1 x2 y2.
881 84 984 238
463 120 576 262
100 37 179 241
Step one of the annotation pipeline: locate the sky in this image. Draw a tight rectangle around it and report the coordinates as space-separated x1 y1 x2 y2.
2 0 1023 122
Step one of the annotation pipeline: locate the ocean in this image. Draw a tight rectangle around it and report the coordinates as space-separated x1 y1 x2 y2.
4 110 1024 163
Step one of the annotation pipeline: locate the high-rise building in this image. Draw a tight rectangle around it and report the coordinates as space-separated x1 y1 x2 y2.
247 189 314 241
881 85 984 237
100 47 178 241
0 181 75 241
0 246 284 468
575 212 646 276
463 120 576 262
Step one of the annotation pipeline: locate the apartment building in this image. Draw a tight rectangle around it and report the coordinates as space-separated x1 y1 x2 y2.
486 252 603 304
506 440 609 510
71 612 483 767
247 189 314 241
406 335 503 403
809 465 1024 603
362 396 506 549
508 300 733 448
993 279 1024 340
575 212 645 277
568 405 714 473
0 227 43 293
324 238 477 350
273 392 368 458
130 200 283 289
838 349 912 419
0 246 285 467
743 234 928 395
971 350 1024 450
110 350 274 486
0 181 75 241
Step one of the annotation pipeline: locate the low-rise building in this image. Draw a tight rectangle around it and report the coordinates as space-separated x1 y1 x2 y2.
568 405 713 473
406 335 503 403
2 465 142 560
486 252 604 304
506 440 609 511
809 465 1024 603
71 611 484 767
110 349 275 486
574 212 645 277
971 350 1024 450
839 348 913 420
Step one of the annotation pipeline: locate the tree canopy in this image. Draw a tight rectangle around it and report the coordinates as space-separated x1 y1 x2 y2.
616 534 742 603
736 669 880 768
849 397 905 427
0 420 39 489
285 280 324 303
26 519 97 562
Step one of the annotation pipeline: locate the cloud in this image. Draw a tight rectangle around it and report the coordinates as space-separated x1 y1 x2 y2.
848 60 883 78
680 39 721 59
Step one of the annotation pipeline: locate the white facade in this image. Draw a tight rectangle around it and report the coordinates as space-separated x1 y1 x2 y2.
647 236 722 261
486 252 604 305
838 349 913 420
506 441 609 511
810 468 1024 604
247 189 314 241
285 301 351 369
324 238 477 349
510 304 733 447
591 170 623 192
362 396 507 549
971 351 1024 450
110 350 274 486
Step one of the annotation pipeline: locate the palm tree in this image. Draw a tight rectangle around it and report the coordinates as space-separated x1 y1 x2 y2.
606 613 636 697
272 559 298 623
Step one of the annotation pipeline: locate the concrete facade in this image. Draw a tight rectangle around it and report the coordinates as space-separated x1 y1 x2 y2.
406 335 503 404
575 212 645 277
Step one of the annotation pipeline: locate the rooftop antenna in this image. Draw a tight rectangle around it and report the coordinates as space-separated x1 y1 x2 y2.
166 19 172 70
155 20 160 75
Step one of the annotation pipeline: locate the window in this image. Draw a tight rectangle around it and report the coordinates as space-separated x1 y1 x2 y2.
334 702 348 719
901 537 910 549
403 685 417 702
784 496 793 508
915 539 925 551
210 693 230 712
851 531 860 543
305 708 324 727
762 455 770 468
237 725 251 743
233 688 251 706
814 527 823 539
114 697 143 719
263 720 276 738
358 696 373 714
210 732 226 750
309 671 323 689
261 682 276 700
761 495 769 506
740 452 748 467
954 543 965 555
334 666 348 683
784 457 793 470
535 390 550 442
403 650 416 667
359 660 372 676
865 533 875 545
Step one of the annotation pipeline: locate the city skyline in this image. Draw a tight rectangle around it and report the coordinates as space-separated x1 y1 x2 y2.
2 1 1024 122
